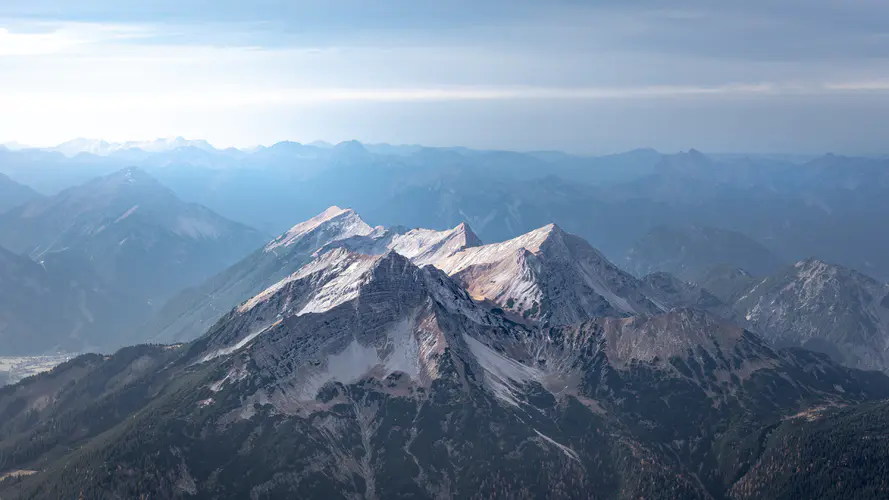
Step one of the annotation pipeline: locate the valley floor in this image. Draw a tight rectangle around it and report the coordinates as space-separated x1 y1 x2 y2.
0 355 78 386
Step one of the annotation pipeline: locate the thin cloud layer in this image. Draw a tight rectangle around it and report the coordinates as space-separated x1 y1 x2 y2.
0 1 888 152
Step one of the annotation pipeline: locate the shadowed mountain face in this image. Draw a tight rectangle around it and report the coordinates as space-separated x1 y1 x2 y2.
0 168 267 315
624 225 787 281
0 168 267 354
0 173 41 214
640 271 744 326
695 264 760 303
2 244 889 499
0 246 148 355
730 399 889 499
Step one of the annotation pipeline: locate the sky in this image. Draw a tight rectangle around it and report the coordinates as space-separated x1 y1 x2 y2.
1 0 889 154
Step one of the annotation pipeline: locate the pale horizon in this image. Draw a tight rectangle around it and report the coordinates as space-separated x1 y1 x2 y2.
2 1 889 155
1 135 875 158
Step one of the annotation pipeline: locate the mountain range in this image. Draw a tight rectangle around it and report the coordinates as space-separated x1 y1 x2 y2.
144 207 667 345
51 137 218 158
0 168 268 355
2 141 889 497
2 140 888 285
3 228 889 498
142 206 889 377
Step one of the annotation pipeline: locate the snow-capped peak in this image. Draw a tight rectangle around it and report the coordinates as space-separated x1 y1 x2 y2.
433 223 660 324
264 206 373 252
433 222 565 277
388 221 482 266
239 247 384 315
50 137 218 157
52 138 119 157
120 137 216 153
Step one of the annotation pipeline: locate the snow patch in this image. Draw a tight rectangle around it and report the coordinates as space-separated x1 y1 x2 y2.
533 429 580 462
114 205 139 223
200 320 281 363
463 334 543 407
436 224 557 276
238 250 380 314
210 365 249 392
297 254 380 316
174 216 221 239
388 222 478 266
299 338 382 399
265 206 373 251
383 317 422 380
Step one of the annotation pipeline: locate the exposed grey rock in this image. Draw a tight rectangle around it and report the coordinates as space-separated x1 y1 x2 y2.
732 258 889 371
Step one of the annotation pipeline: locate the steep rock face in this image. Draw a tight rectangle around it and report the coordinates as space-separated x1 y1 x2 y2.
189 248 515 407
733 259 889 371
434 224 662 325
3 249 889 499
0 168 266 314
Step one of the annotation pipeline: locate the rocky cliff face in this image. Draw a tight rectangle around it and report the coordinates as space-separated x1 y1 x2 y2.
732 259 889 371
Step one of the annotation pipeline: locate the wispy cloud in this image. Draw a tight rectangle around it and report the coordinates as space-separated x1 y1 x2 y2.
0 21 153 55
0 83 827 113
2 0 889 152
824 81 889 91
11 81 889 114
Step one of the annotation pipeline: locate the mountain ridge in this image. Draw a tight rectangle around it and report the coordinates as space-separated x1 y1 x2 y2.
144 208 666 344
0 173 42 213
0 168 267 354
3 240 889 498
